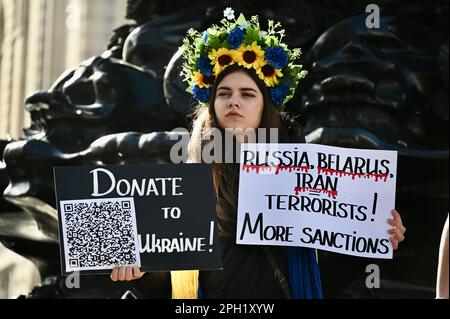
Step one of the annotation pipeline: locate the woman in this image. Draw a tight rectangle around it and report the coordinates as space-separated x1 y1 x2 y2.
110 8 406 299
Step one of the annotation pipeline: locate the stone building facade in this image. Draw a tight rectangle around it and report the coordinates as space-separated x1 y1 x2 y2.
0 0 129 298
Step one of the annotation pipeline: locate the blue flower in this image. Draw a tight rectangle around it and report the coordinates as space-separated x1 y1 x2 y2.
265 46 289 70
202 31 209 43
269 84 290 106
193 86 212 103
227 27 245 49
196 56 214 77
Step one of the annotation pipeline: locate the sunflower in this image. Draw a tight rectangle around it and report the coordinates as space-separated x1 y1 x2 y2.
256 62 284 87
208 48 238 76
236 42 265 70
192 71 216 88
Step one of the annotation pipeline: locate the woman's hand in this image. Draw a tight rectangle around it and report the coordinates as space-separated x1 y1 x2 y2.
388 209 406 250
110 266 145 282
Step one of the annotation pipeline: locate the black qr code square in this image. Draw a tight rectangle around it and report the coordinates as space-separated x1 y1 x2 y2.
62 198 139 271
69 259 79 268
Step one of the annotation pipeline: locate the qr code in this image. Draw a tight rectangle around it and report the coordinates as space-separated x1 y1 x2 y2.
60 197 141 272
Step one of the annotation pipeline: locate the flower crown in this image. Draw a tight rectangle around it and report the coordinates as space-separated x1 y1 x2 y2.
180 8 308 110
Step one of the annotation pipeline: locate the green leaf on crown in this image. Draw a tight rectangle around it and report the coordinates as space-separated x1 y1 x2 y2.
208 36 222 50
243 28 260 45
236 13 247 26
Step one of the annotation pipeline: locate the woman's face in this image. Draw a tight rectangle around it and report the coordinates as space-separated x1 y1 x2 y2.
214 71 264 131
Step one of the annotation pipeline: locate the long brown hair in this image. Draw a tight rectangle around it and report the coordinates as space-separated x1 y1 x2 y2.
188 65 281 237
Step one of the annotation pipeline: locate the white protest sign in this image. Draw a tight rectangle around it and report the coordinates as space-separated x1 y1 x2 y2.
236 143 397 259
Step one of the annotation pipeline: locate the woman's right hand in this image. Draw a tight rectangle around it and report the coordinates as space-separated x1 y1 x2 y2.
110 266 145 282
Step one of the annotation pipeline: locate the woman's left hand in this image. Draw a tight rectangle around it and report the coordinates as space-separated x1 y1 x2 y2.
388 209 406 250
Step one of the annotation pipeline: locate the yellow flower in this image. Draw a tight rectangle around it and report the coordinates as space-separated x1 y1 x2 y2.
192 71 215 88
256 62 284 87
192 71 207 88
236 42 265 70
208 48 238 76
